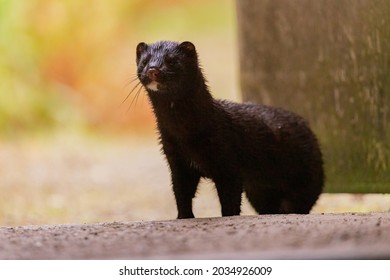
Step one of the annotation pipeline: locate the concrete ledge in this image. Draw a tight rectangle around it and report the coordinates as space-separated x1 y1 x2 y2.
1 212 389 259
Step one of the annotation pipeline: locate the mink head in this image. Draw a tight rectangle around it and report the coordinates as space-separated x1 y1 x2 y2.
136 41 200 94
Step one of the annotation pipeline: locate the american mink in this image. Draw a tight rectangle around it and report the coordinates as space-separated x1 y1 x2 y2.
135 40 324 219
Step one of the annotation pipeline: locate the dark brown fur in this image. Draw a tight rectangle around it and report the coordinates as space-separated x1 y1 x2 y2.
135 41 324 219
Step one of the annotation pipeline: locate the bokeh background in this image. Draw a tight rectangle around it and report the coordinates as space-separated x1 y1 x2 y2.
1 0 389 226
0 0 238 138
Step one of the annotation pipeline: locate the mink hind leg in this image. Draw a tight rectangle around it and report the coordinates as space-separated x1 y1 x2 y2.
278 165 324 214
245 182 320 215
245 187 285 214
280 179 323 214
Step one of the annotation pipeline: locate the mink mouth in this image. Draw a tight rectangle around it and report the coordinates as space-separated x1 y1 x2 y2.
143 67 164 92
143 75 172 93
146 81 160 92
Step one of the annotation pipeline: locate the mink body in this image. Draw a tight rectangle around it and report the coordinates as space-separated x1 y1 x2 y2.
135 41 324 219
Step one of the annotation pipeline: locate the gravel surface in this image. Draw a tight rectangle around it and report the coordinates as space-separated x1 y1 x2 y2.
1 212 389 259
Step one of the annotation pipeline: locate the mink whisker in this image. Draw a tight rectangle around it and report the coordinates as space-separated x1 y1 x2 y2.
122 75 140 88
122 80 142 106
127 83 144 112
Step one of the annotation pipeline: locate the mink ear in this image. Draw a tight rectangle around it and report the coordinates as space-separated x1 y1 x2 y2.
136 42 148 62
178 41 196 56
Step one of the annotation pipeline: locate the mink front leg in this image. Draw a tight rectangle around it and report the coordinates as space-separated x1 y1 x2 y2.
162 138 201 219
170 164 200 219
214 176 243 216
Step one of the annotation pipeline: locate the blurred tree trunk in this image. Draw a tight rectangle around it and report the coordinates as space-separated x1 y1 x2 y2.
236 0 390 193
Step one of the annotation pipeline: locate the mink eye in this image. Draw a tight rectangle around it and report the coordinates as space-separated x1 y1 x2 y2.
165 56 177 66
139 55 150 68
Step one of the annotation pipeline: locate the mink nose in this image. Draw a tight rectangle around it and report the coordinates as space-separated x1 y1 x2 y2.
147 67 160 81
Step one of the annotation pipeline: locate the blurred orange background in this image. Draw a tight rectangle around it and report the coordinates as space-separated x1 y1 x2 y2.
0 0 238 139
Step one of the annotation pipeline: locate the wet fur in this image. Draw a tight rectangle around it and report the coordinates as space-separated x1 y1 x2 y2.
136 41 324 219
